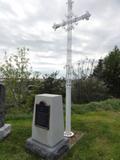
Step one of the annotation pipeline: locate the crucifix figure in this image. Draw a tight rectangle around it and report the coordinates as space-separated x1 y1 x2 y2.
53 0 91 137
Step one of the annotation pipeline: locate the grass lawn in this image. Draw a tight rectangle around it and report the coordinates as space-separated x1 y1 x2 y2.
0 99 120 160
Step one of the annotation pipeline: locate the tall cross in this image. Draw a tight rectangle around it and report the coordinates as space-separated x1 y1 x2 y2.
53 0 91 137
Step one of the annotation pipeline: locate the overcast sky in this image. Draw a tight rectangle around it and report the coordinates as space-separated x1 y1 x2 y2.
0 0 120 75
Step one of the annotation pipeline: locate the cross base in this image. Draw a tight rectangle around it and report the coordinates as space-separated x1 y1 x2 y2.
64 131 74 138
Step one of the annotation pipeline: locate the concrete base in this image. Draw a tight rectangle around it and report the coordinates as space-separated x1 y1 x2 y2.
0 124 11 140
26 138 69 160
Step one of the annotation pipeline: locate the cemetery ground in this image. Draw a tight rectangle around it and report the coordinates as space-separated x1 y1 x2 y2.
0 99 120 160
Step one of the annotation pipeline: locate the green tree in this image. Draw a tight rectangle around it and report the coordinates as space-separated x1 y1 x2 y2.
39 72 65 100
103 46 120 97
92 59 103 80
93 46 120 97
0 48 31 107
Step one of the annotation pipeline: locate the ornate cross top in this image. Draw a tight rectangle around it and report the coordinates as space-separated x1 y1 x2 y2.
53 11 91 30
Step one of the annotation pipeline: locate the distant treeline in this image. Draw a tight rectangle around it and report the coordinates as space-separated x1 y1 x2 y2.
0 46 120 110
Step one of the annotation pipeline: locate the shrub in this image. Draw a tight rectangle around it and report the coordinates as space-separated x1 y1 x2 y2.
72 77 109 104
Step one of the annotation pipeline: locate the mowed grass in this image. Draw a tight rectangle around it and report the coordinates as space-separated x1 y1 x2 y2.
0 99 120 160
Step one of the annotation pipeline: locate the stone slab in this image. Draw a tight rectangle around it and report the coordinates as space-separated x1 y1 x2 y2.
69 131 84 148
26 137 69 160
0 124 11 140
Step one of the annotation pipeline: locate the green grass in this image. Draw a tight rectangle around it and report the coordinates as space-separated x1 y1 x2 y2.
0 99 120 160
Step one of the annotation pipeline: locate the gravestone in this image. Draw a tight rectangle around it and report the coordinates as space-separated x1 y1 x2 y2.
0 84 11 140
0 84 5 128
26 94 69 160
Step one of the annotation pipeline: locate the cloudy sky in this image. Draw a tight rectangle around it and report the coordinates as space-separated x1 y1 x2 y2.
0 0 120 75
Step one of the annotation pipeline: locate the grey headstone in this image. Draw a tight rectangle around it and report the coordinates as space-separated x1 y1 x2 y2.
0 84 5 128
26 94 70 159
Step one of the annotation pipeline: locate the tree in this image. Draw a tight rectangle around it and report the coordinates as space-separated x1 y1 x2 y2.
93 46 120 97
0 48 31 107
102 46 120 97
92 59 103 80
39 72 65 101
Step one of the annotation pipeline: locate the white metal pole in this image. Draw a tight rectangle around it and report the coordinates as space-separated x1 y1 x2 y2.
64 0 74 137
52 1 91 138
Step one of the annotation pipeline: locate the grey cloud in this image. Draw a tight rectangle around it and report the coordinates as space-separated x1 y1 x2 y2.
32 61 58 66
0 1 16 16
0 0 120 72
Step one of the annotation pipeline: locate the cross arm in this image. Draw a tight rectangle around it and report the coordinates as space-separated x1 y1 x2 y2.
53 11 91 30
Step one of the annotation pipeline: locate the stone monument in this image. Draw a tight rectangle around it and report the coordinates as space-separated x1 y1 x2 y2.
0 84 11 140
26 94 69 160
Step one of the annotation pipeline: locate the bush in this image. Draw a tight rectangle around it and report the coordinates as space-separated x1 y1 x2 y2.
0 48 31 108
72 98 120 114
72 77 109 104
38 72 66 101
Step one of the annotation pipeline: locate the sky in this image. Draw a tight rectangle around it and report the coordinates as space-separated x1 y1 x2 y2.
0 0 120 76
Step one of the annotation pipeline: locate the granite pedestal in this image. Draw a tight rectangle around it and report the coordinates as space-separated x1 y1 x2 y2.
26 94 69 160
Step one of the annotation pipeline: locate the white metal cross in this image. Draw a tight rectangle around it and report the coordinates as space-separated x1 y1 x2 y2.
53 0 91 137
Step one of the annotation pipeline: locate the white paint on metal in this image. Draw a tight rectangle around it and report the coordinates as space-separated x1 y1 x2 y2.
53 0 91 137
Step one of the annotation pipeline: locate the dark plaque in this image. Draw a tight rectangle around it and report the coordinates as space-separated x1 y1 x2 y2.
35 101 50 130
